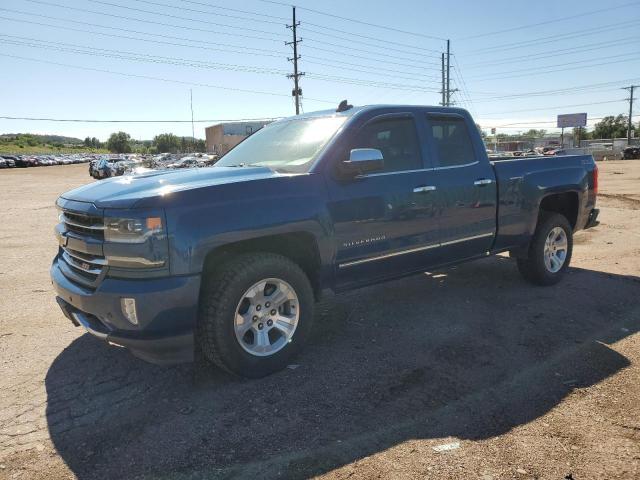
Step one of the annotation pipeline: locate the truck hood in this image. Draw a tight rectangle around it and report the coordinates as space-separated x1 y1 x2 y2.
61 166 280 209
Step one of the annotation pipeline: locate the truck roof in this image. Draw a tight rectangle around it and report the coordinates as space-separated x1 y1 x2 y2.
277 104 469 123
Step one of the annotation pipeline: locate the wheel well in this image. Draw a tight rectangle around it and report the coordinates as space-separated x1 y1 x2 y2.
202 232 322 298
539 192 579 229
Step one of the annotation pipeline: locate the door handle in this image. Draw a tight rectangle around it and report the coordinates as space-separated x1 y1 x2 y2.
474 178 494 186
413 185 437 193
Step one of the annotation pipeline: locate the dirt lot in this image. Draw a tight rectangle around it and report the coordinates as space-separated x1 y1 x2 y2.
0 161 639 480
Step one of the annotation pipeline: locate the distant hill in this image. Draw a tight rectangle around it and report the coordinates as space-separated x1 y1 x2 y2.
0 133 84 144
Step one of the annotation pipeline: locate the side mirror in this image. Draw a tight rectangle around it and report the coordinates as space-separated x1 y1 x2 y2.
339 148 384 177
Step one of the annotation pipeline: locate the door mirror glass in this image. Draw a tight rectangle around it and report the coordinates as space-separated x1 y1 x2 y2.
340 148 384 177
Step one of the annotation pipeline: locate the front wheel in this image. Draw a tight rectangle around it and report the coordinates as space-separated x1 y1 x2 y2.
517 212 573 286
198 253 314 378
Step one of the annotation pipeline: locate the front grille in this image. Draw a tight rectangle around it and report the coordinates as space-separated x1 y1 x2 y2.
58 207 106 289
60 210 104 239
60 247 106 288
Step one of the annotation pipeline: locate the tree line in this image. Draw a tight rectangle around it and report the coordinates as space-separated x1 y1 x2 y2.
482 115 638 141
98 132 207 154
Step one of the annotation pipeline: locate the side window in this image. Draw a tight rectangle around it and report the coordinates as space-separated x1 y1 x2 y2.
429 116 476 167
354 117 422 173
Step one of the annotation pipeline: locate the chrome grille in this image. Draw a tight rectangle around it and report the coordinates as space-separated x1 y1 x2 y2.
60 211 104 238
60 247 106 288
58 207 106 289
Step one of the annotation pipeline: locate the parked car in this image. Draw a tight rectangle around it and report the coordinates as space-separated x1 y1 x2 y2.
2 155 27 167
51 103 599 378
622 146 640 159
166 156 199 169
0 158 6 169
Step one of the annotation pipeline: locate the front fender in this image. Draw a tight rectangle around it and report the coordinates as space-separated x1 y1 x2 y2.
164 174 333 275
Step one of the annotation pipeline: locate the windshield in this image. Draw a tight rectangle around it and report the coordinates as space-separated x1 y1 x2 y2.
215 115 347 173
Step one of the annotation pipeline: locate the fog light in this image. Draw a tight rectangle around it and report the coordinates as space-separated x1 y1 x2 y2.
121 298 139 325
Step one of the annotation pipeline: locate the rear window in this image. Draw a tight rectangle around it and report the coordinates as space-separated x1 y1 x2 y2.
429 115 476 167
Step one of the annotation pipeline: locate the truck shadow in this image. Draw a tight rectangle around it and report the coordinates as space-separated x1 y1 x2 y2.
44 256 640 479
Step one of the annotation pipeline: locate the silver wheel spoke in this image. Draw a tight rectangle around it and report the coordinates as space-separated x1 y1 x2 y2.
233 277 300 358
268 284 292 308
274 315 296 336
544 226 569 273
254 328 270 349
236 313 253 335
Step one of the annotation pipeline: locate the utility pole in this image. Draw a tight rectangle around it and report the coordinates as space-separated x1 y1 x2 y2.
286 6 304 115
444 40 458 107
440 53 445 106
446 40 451 106
190 88 195 152
623 85 637 146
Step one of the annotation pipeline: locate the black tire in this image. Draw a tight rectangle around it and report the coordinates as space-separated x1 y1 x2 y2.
198 252 314 378
517 212 573 286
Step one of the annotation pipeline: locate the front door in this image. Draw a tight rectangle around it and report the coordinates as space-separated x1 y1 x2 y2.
325 113 440 290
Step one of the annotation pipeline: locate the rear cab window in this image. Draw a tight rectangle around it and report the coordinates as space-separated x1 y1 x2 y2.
428 115 477 168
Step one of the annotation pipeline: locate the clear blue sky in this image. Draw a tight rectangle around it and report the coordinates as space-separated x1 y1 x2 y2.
0 0 638 140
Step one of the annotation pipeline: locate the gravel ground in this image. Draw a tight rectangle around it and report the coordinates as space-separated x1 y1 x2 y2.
0 161 639 480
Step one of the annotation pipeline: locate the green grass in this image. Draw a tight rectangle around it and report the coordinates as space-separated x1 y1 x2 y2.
0 144 109 154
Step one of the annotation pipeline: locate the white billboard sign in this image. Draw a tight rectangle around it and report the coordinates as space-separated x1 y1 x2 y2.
557 113 587 128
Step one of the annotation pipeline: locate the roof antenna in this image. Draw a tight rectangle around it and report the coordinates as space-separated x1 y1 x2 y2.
336 99 353 112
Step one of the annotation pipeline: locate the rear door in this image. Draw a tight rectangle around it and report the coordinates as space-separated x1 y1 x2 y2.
425 112 497 262
325 112 440 290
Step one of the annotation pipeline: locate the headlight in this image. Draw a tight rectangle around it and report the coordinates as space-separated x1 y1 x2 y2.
103 211 169 272
105 216 164 243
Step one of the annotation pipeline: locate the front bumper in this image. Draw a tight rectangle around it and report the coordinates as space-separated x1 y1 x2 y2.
51 257 201 364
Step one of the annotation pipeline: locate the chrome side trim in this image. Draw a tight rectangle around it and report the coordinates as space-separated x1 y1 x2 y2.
338 232 495 269
440 232 494 247
338 243 440 268
358 160 480 179
362 168 429 178
413 185 437 193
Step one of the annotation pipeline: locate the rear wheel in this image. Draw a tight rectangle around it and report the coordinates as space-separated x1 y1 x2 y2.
517 212 573 286
198 253 314 378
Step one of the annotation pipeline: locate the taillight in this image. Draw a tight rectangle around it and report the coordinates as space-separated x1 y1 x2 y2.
593 163 598 195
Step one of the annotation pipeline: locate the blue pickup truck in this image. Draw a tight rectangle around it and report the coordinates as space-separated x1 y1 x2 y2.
52 104 599 377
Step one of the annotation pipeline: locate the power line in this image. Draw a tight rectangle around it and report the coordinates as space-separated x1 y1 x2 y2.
469 54 640 82
466 77 640 101
459 18 640 56
302 43 440 72
486 115 640 129
0 39 441 93
20 0 282 43
0 53 337 104
459 0 640 40
462 36 640 69
129 0 286 25
299 25 442 60
0 36 290 75
254 0 447 41
179 0 288 21
0 25 437 84
0 115 281 123
84 0 283 37
468 51 640 80
481 99 625 117
302 37 441 68
2 6 441 72
0 14 286 60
